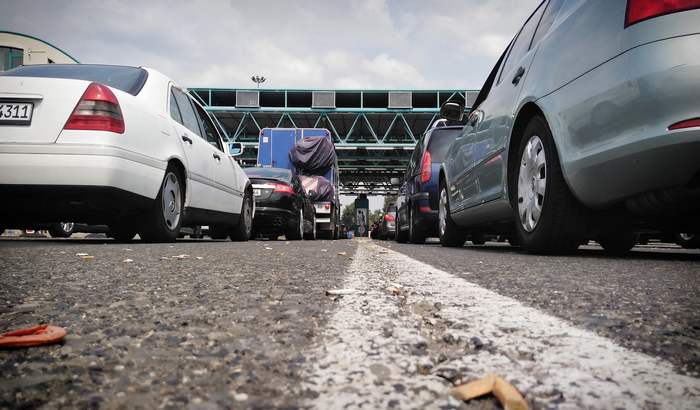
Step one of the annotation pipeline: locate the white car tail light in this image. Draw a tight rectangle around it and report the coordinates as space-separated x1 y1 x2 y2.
64 82 124 134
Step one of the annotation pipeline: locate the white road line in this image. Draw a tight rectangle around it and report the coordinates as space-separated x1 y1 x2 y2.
304 240 700 409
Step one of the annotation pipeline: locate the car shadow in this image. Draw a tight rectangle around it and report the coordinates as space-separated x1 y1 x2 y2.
381 240 700 262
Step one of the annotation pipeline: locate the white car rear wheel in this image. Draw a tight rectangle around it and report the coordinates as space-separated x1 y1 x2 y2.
140 167 183 243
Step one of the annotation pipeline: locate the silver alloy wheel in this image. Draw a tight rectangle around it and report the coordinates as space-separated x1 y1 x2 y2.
439 188 447 237
60 222 74 232
518 135 547 232
679 233 695 241
161 172 181 230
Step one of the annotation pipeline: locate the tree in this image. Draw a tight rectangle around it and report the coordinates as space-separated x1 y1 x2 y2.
341 202 356 228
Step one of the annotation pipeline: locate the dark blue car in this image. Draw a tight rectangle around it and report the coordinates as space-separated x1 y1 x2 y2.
394 125 464 244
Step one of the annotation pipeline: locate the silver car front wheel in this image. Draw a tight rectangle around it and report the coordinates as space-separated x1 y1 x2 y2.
518 135 547 232
511 115 586 253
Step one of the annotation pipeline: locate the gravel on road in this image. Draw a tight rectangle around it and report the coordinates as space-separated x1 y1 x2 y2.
0 238 356 409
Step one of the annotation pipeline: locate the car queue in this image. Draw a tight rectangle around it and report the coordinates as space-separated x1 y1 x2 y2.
380 0 700 254
1 1 699 252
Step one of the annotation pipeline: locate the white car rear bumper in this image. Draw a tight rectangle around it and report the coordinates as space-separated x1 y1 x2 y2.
0 143 166 200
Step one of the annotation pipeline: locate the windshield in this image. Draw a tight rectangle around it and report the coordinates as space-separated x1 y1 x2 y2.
0 64 149 96
427 129 462 161
244 167 293 182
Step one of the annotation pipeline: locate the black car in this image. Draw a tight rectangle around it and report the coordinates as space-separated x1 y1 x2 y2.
244 167 315 240
394 125 464 244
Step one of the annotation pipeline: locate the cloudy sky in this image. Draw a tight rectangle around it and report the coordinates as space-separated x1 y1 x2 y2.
2 0 539 90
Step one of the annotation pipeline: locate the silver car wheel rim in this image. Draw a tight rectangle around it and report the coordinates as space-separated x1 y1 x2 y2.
162 172 181 230
243 196 252 235
518 135 547 232
439 189 447 236
61 222 74 232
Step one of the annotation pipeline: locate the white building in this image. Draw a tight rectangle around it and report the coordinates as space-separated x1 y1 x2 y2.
0 31 78 71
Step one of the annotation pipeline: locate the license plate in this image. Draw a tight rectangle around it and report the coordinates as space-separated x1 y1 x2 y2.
0 102 34 125
253 189 262 197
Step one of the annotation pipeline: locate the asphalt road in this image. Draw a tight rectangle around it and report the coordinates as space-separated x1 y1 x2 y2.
373 239 700 376
1 236 699 409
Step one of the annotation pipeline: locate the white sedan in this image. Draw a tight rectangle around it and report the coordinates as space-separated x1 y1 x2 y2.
0 64 253 242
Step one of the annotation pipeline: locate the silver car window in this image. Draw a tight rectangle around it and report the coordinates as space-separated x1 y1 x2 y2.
497 1 546 84
530 0 566 48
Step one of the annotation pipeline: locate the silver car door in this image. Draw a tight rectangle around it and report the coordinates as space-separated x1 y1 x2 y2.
468 1 547 207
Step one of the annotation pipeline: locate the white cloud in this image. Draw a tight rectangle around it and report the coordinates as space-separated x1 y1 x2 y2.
1 0 540 89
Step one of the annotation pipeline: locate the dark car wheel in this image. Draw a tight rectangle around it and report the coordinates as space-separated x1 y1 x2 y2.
230 192 253 241
511 116 586 254
438 182 467 248
286 209 304 240
48 222 75 238
209 226 229 240
598 231 637 255
109 223 137 242
304 212 317 240
408 206 426 244
470 233 486 245
675 232 700 249
395 209 409 243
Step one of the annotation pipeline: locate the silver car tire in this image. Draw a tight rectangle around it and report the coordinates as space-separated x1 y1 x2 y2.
511 115 586 254
438 182 467 248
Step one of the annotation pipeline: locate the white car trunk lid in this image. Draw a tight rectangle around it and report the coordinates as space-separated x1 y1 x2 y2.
0 77 89 144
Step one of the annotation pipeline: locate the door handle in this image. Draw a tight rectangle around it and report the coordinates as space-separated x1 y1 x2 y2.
512 67 525 85
213 153 221 161
181 135 192 144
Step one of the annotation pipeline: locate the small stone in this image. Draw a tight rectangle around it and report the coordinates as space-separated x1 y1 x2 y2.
470 336 484 350
382 325 393 338
442 333 457 344
417 358 433 375
207 332 229 341
233 393 248 402
114 365 125 372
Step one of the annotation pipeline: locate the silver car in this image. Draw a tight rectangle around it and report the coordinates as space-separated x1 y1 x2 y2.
439 0 700 254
